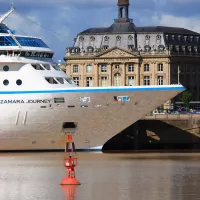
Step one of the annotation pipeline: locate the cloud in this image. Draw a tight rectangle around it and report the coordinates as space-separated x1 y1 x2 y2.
152 13 200 33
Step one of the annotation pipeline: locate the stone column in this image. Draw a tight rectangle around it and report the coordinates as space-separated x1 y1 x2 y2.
81 63 85 87
108 63 112 86
94 63 99 87
121 62 126 86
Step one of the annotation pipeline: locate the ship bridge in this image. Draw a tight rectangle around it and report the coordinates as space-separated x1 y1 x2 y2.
0 5 54 58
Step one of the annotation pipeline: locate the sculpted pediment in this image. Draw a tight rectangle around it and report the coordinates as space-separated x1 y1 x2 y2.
96 47 139 58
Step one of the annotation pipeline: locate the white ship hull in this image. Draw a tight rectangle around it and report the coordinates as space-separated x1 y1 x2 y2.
0 86 184 151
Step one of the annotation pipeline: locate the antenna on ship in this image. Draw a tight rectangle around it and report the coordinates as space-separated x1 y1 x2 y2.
0 3 15 24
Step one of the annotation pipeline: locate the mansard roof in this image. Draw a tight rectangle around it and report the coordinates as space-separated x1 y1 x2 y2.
79 25 199 36
136 26 199 35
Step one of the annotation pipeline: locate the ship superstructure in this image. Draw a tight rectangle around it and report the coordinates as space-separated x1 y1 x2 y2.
0 6 184 150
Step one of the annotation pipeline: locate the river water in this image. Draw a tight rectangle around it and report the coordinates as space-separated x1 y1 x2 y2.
0 152 200 200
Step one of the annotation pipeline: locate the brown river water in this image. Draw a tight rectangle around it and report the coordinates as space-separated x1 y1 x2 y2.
0 152 200 200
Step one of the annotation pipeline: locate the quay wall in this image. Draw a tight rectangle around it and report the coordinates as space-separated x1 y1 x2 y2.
103 115 200 151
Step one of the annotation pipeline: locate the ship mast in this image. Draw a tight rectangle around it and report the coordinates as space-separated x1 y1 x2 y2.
0 4 15 24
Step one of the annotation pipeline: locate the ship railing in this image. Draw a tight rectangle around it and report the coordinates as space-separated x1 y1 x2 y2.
142 113 198 120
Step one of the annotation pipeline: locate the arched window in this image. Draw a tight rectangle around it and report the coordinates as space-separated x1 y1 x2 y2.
79 36 84 49
156 35 161 44
114 73 121 86
104 36 109 46
128 35 133 45
145 35 150 46
90 36 95 47
116 36 121 46
90 36 95 41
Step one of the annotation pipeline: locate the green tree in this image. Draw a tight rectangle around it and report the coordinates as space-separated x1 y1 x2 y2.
180 91 192 110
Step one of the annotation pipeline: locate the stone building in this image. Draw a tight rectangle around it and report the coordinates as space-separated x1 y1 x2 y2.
63 0 200 102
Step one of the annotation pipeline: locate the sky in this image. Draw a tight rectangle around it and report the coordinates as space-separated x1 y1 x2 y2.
0 0 200 62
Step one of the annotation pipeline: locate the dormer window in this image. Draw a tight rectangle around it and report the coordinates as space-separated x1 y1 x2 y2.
175 45 179 52
116 36 121 46
145 35 150 40
188 46 192 52
194 46 198 52
103 45 109 50
145 35 150 46
128 35 133 40
156 35 161 44
104 36 109 41
90 36 95 41
158 45 165 51
116 36 121 41
87 46 94 52
184 36 187 41
144 45 151 51
79 36 84 42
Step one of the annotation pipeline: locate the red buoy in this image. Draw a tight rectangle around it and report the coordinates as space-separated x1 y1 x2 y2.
60 134 81 185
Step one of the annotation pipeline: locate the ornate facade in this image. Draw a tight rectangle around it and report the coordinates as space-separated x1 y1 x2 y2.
63 0 200 102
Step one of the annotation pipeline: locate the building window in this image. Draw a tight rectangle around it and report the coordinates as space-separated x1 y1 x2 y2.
145 35 150 45
79 36 84 42
144 76 150 85
73 77 79 86
128 35 133 41
104 36 109 41
73 65 79 73
90 36 95 41
86 64 92 73
156 35 161 44
158 63 163 72
101 76 108 87
101 64 107 72
86 77 93 87
128 76 134 86
115 65 120 70
114 73 121 86
116 35 121 46
144 64 149 72
157 76 164 85
128 64 134 72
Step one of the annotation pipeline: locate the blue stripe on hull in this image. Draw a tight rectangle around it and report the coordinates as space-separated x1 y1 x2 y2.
0 86 185 95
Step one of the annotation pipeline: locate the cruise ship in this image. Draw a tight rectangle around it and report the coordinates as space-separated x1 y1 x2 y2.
0 6 184 151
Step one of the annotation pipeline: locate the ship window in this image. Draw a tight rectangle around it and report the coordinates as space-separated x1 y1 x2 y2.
0 36 17 46
54 98 65 103
3 79 9 86
3 65 9 71
45 77 58 84
56 78 64 84
16 79 22 86
31 64 45 70
15 37 49 48
42 64 51 70
52 65 61 71
65 77 73 84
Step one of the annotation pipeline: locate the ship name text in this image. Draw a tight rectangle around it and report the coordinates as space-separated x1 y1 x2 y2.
0 99 52 104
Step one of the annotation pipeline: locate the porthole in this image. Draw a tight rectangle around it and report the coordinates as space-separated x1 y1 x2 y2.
16 79 22 86
3 79 9 86
3 65 9 71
